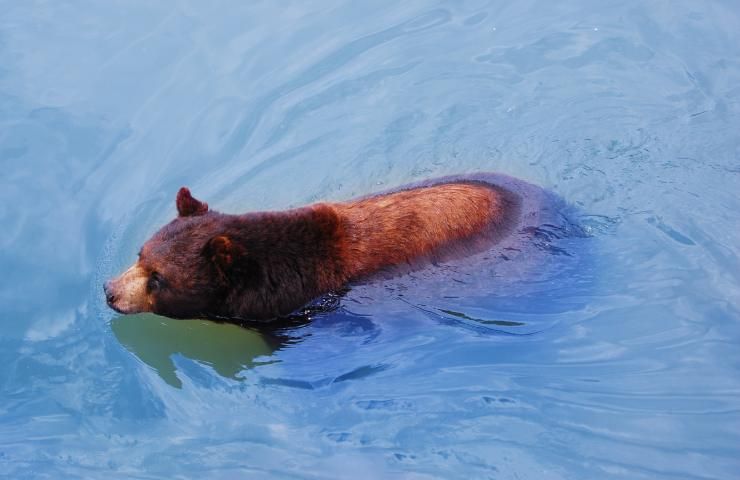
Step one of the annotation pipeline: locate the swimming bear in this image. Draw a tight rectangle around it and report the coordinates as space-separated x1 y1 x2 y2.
104 173 553 321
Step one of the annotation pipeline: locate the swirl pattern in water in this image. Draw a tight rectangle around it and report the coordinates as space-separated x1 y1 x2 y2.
1 1 739 479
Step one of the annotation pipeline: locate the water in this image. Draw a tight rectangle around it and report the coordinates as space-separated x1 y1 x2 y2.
2 1 739 478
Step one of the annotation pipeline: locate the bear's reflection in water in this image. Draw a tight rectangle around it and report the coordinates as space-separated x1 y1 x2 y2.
111 313 301 388
111 295 340 387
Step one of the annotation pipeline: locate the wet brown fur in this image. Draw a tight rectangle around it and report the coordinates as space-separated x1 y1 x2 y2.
105 179 521 321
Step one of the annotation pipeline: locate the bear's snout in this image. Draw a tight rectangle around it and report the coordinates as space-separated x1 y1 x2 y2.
103 282 116 305
104 263 151 315
104 279 126 313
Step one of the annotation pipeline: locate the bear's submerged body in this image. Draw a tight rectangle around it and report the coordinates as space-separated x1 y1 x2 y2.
105 173 557 321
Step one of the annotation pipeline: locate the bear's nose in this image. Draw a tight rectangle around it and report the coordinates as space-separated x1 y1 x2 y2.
104 282 117 305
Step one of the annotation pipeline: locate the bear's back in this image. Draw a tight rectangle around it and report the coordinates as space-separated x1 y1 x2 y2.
333 175 528 280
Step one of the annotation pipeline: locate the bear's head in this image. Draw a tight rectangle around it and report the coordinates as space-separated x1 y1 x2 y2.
104 188 250 319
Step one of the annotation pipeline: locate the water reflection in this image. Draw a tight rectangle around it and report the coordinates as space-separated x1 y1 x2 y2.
110 293 342 387
111 314 283 388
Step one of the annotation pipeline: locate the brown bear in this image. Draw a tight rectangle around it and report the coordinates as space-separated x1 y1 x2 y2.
104 173 542 321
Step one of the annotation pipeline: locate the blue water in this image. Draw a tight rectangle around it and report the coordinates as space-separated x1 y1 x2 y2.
2 1 740 478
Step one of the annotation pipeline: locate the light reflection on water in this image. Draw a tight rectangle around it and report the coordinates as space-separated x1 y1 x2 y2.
2 1 740 479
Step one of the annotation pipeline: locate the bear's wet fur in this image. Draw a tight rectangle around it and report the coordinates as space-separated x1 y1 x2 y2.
105 175 525 321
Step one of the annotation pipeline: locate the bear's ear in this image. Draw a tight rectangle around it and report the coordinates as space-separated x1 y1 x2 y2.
176 187 208 217
203 235 245 275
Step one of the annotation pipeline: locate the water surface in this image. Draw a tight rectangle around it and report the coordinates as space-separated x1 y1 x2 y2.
1 1 740 479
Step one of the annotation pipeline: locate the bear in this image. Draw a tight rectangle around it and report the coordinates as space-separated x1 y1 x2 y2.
104 174 530 321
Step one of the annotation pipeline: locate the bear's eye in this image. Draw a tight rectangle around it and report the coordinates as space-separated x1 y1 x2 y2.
147 272 164 292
